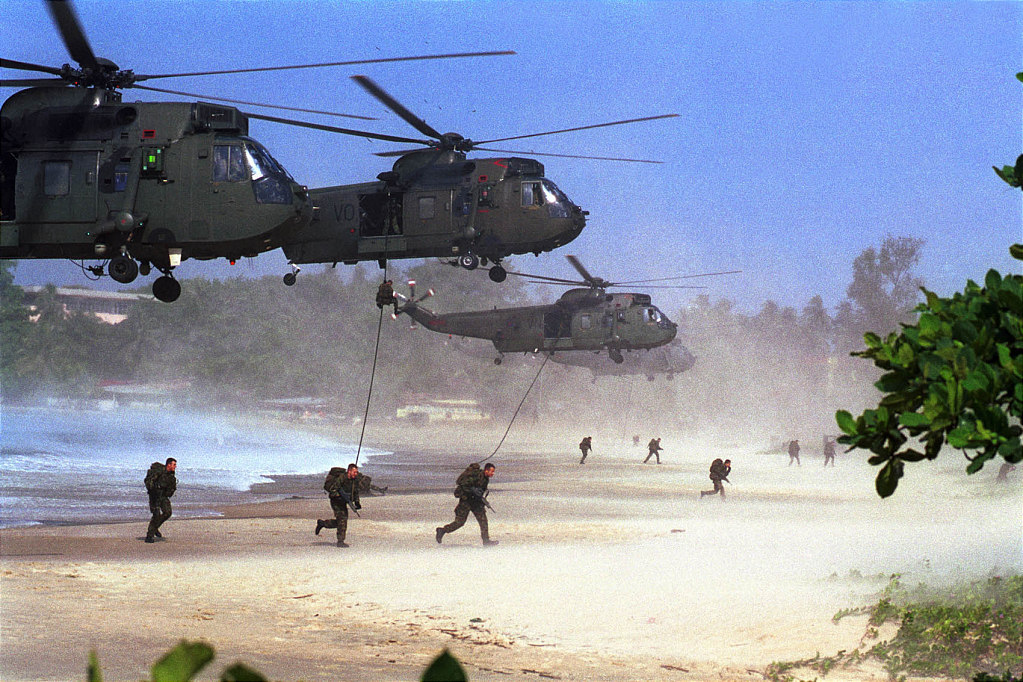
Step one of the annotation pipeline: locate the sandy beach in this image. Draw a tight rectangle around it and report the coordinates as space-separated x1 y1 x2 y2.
2 425 1021 682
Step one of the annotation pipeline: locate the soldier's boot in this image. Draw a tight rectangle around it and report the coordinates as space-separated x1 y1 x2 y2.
154 530 162 538
435 527 445 544
700 490 708 498
483 539 499 546
145 535 156 543
315 520 325 535
337 540 349 547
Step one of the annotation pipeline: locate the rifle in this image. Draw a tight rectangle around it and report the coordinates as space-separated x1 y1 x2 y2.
334 489 362 517
467 487 494 513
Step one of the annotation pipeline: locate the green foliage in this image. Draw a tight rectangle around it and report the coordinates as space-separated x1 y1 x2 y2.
992 74 1022 189
769 575 1023 681
87 651 102 682
151 641 216 682
421 649 468 682
836 244 1023 497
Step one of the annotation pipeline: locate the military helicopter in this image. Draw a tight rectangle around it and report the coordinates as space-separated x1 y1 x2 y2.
394 255 738 364
443 333 697 381
0 1 680 302
281 75 678 285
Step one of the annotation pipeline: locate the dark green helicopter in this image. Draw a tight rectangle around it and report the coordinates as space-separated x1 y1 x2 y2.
0 1 678 302
394 255 738 364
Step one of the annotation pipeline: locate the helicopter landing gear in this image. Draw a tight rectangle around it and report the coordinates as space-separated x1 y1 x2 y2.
138 260 151 277
283 263 301 286
609 348 624 364
488 265 507 282
494 356 503 365
458 252 479 270
108 255 138 284
152 275 181 303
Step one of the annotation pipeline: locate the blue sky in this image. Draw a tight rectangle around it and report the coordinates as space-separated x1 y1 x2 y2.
3 0 1021 314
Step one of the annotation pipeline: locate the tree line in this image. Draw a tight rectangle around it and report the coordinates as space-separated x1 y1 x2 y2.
0 236 925 440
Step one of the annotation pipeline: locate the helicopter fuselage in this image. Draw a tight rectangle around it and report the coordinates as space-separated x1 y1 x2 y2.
282 152 586 270
0 87 310 272
402 288 677 359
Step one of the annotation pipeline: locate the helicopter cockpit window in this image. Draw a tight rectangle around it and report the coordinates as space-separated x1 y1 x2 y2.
243 141 292 205
541 179 569 218
645 307 674 329
212 145 246 183
521 181 543 207
43 161 71 196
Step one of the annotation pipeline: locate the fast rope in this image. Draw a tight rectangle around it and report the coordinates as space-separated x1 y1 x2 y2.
353 264 390 467
477 353 550 465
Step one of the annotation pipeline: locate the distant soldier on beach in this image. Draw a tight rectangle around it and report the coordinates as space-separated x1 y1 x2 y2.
823 437 836 467
700 458 731 499
144 457 177 543
358 473 388 496
788 439 801 466
436 462 498 546
315 463 361 547
579 436 593 464
643 437 663 464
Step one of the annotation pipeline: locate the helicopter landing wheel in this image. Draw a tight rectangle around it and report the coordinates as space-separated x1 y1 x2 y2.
488 265 507 283
152 276 181 303
609 349 624 364
494 356 503 365
283 272 297 286
139 260 151 277
108 255 138 284
458 252 479 270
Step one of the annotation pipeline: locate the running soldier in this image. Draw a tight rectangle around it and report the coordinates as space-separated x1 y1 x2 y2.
315 463 361 547
643 437 663 464
700 458 731 498
436 462 498 546
579 436 593 464
145 457 177 543
823 437 836 467
788 439 801 466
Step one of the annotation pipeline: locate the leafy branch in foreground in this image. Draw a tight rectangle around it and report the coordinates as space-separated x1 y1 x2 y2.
992 73 1023 189
766 575 1023 681
86 641 467 682
836 244 1023 498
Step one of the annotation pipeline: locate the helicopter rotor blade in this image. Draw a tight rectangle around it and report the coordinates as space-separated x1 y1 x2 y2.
566 255 607 288
243 111 431 145
476 114 679 146
351 75 444 141
134 84 377 121
0 58 64 77
496 269 586 287
474 147 664 164
373 147 436 157
133 51 515 82
611 270 742 285
0 77 67 87
46 0 99 71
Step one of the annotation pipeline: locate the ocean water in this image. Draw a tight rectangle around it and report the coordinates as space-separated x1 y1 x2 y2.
0 407 384 528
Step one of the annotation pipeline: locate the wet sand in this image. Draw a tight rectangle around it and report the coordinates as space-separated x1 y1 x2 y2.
2 428 1020 681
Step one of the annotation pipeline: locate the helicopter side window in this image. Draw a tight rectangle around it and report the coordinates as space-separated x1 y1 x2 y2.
212 145 246 183
579 314 592 330
617 310 628 323
419 196 436 220
113 163 130 192
521 181 543 207
43 161 71 196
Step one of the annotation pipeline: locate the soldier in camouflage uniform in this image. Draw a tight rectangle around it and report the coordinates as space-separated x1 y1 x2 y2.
145 457 177 543
315 463 361 547
436 462 497 546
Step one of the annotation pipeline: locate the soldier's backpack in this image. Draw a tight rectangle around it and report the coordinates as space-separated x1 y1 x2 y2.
144 462 165 493
323 467 345 495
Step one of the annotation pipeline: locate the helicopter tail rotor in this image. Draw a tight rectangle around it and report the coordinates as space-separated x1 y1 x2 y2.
393 279 434 328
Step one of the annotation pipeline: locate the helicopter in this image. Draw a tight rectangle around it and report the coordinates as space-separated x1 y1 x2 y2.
442 333 697 381
393 255 738 364
0 1 680 302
